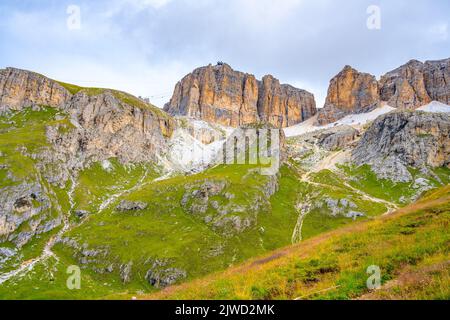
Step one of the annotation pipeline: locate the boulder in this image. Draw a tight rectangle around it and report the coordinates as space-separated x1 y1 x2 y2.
116 200 148 212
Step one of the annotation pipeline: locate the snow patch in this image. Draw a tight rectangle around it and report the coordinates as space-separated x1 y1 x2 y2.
101 160 113 172
167 129 225 173
417 101 450 113
333 105 396 127
284 105 396 138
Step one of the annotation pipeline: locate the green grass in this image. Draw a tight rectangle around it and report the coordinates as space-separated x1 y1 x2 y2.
73 159 158 213
0 107 74 272
0 254 120 300
1 164 303 299
147 185 450 300
299 169 388 239
339 164 450 205
2 107 448 300
62 165 280 291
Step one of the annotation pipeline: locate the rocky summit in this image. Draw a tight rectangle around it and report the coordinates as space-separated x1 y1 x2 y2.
164 63 317 128
316 65 380 125
380 58 450 109
316 57 450 125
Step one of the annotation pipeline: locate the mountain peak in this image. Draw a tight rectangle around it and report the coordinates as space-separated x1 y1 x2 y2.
164 65 317 128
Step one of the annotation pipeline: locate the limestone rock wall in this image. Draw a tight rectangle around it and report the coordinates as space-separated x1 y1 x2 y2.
0 68 71 112
164 64 317 128
316 66 380 125
352 111 450 182
317 58 450 125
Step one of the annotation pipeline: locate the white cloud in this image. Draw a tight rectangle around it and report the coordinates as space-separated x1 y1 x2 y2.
232 0 304 28
429 22 448 41
116 0 172 10
1 0 449 111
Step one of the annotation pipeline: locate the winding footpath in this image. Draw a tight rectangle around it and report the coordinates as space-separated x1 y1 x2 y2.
0 168 168 285
0 177 77 285
291 150 399 244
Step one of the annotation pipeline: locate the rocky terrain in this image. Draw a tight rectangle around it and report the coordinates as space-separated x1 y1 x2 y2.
317 57 450 124
0 68 175 169
0 68 177 250
164 63 317 128
0 68 71 112
352 111 450 182
0 59 449 300
316 66 380 125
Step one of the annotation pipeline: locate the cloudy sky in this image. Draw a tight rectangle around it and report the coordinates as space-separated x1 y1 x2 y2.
0 0 449 108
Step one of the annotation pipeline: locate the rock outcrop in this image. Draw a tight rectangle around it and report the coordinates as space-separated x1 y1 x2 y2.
164 63 317 128
0 68 71 112
0 68 175 170
60 91 174 165
0 182 59 248
180 173 279 236
257 75 317 127
299 125 360 151
352 111 450 182
379 60 432 109
316 66 380 125
379 58 450 109
116 200 148 212
145 259 187 288
316 57 450 125
423 58 450 104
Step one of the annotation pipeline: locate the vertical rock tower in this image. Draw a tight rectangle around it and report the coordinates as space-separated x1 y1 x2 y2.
164 63 317 128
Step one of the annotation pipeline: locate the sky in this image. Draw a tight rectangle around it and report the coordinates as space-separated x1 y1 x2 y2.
0 0 449 108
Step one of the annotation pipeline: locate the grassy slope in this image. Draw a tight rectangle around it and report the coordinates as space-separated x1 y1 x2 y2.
1 107 448 300
3 154 445 299
0 161 409 300
146 186 450 300
50 165 298 297
0 107 73 272
340 164 450 205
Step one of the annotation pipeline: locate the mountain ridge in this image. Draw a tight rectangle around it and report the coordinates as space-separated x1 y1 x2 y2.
0 59 449 300
163 63 317 128
316 57 450 124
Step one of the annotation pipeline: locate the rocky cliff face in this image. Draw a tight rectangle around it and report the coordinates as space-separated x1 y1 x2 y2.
316 58 450 125
380 58 450 109
60 91 174 165
352 111 450 182
0 68 177 246
379 60 432 109
0 68 71 112
0 68 175 169
423 58 450 104
316 66 380 125
164 63 317 128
